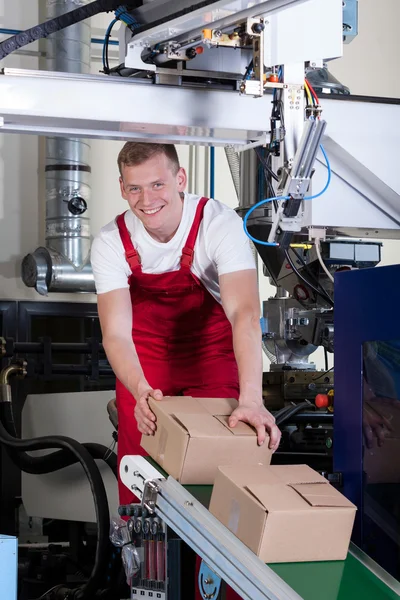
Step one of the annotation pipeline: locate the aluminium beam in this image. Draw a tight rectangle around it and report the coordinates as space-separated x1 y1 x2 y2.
0 68 270 147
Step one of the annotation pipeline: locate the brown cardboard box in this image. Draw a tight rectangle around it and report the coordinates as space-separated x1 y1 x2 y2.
209 464 356 563
140 396 272 484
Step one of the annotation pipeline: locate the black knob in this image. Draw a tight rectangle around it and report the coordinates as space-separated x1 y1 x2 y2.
68 195 87 215
251 22 265 34
186 47 197 60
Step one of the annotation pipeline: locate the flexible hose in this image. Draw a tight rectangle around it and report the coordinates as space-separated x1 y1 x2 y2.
276 401 316 427
0 402 117 476
0 0 141 61
0 404 111 599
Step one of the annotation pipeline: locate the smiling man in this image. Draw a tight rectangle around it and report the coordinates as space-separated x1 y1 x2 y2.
91 142 281 505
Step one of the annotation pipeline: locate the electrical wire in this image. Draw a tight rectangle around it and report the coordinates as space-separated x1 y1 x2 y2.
304 80 313 106
33 584 65 600
103 17 118 73
312 366 334 381
306 79 320 105
315 238 334 282
290 246 333 305
284 248 334 307
324 347 329 372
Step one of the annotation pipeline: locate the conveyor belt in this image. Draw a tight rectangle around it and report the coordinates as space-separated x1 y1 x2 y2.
184 483 400 600
144 460 400 600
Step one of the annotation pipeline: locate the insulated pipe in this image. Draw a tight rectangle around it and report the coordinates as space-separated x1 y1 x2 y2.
21 0 96 295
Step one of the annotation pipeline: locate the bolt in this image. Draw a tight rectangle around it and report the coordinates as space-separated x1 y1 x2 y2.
185 501 193 507
214 29 222 38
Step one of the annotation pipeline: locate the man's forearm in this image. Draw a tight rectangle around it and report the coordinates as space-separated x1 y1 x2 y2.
231 314 263 404
103 335 148 398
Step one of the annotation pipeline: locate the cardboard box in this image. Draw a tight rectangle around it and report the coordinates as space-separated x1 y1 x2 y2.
140 396 272 484
209 464 356 563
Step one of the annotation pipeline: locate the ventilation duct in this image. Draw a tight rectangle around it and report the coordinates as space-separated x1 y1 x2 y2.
22 0 95 295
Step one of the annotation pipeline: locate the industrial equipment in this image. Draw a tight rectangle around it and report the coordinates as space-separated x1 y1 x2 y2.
0 0 400 597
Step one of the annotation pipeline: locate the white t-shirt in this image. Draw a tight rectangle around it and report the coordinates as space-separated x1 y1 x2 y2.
90 193 256 303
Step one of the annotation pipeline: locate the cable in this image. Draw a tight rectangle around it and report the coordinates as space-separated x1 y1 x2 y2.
315 238 334 283
284 248 334 307
304 145 331 200
324 347 329 372
243 195 289 247
276 401 315 427
243 144 331 246
0 0 141 61
103 18 118 73
305 79 320 105
33 584 65 600
0 402 111 600
290 247 333 304
312 366 334 381
304 80 313 106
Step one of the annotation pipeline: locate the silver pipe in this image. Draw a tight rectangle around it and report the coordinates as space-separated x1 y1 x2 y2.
22 0 95 294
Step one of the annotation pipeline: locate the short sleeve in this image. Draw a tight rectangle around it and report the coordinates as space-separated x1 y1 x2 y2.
90 233 130 294
206 208 257 276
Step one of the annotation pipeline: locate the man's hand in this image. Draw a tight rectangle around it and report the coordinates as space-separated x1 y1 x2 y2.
229 399 281 451
363 403 393 449
134 385 163 436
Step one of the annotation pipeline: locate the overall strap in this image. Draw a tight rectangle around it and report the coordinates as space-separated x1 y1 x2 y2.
115 212 141 271
180 197 209 268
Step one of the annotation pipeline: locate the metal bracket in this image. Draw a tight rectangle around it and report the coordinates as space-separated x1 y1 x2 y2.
142 480 161 514
199 561 222 599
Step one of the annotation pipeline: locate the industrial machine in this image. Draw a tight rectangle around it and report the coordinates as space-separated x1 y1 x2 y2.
0 0 399 598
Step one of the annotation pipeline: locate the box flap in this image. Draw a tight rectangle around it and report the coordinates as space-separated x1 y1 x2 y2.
172 413 231 438
290 483 355 508
196 397 238 415
271 465 327 485
214 415 256 436
246 482 312 512
148 396 204 416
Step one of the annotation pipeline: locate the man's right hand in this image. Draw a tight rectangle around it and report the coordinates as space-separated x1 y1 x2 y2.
134 385 163 435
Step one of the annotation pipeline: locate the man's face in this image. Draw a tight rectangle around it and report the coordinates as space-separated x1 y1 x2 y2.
119 153 187 240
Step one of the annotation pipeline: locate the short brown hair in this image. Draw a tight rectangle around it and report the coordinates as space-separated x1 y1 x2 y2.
117 142 180 176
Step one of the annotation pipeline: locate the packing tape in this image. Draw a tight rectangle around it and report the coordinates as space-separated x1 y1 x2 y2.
228 498 240 534
157 426 168 465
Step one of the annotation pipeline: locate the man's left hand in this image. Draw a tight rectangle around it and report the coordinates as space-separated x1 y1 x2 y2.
229 399 281 451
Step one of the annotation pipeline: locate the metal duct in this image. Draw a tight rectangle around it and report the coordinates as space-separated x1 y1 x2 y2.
22 0 95 295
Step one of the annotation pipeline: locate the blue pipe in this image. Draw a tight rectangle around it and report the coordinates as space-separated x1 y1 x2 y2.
0 27 119 46
210 146 215 199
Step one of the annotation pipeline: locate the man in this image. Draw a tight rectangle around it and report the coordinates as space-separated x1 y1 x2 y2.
91 141 281 500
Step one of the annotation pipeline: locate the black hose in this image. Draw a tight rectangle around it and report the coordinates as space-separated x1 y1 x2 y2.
276 401 316 426
0 0 142 61
0 404 111 600
0 403 117 476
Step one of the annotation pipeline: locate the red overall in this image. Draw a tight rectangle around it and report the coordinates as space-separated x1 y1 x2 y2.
115 197 241 600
